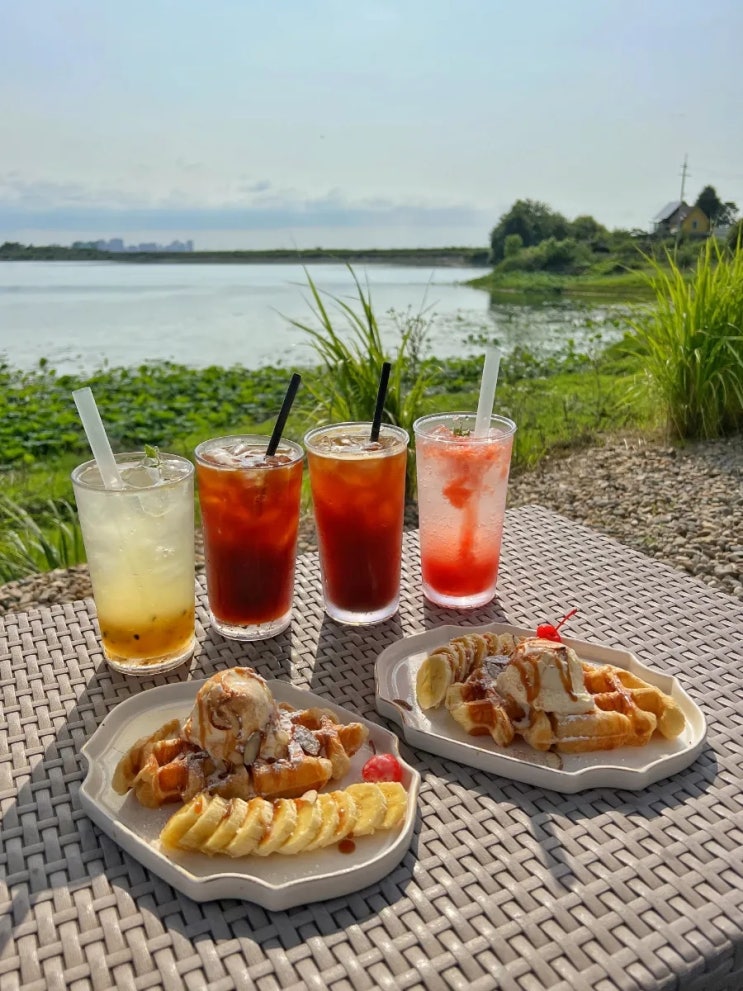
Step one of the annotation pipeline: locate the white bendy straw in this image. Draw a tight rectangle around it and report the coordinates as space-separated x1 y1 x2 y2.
474 347 501 437
73 387 123 489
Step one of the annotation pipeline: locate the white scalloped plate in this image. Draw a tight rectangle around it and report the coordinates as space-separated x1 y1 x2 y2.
375 623 707 794
80 679 420 909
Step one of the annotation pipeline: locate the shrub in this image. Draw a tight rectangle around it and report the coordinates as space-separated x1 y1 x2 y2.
504 233 523 258
497 237 593 275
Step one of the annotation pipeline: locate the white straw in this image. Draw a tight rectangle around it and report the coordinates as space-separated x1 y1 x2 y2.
474 347 501 437
73 387 123 489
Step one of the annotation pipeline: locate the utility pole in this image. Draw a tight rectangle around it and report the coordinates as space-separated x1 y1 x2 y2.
679 154 689 204
674 154 690 254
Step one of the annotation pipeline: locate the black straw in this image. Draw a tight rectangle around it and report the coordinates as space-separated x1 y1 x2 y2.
370 361 391 442
266 373 302 456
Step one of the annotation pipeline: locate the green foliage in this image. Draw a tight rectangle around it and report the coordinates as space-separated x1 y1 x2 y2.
626 239 743 439
489 199 571 262
484 194 737 295
0 359 293 467
497 237 594 275
694 185 738 227
286 266 438 429
0 241 490 268
569 215 609 243
0 496 85 581
0 331 648 580
503 233 523 258
406 320 645 467
727 219 743 252
671 238 707 270
284 266 440 494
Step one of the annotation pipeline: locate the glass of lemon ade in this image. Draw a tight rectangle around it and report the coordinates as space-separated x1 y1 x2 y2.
71 451 196 675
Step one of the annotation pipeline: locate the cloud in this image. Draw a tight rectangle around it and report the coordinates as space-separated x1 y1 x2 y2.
0 175 491 233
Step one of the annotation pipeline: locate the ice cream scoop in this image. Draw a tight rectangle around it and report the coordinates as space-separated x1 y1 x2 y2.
495 637 595 715
183 668 279 763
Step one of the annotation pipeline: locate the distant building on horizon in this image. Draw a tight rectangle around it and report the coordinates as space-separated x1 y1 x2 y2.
72 237 195 253
652 201 710 237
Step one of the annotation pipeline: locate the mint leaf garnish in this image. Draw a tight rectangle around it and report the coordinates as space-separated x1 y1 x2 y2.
143 444 161 467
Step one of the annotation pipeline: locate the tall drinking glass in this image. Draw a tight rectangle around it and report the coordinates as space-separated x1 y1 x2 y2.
195 435 304 641
414 412 516 609
71 451 196 675
304 422 408 625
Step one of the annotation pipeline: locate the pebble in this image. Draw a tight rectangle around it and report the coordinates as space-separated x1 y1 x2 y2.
0 433 740 614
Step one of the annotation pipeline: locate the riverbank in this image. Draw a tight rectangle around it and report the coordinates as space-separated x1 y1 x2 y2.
0 244 489 267
467 268 655 300
2 431 740 614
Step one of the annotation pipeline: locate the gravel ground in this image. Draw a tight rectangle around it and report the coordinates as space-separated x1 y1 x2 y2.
1 432 740 615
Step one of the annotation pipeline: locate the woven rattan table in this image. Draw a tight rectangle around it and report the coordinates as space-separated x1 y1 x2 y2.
1 505 741 991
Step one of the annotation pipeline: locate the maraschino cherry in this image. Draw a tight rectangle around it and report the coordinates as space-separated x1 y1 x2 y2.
362 753 404 783
536 608 578 642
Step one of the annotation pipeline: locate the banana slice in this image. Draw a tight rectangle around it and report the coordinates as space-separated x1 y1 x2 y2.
179 795 231 851
416 632 518 709
225 797 273 857
330 789 359 842
416 653 453 710
253 797 298 857
277 793 323 855
160 793 213 848
202 797 250 855
377 782 408 830
346 783 387 836
304 792 340 851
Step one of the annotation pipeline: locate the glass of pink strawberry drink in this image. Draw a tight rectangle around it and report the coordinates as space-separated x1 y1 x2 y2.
413 412 516 608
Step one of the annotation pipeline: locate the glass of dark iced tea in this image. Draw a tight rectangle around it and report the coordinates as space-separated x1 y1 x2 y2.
195 434 304 640
304 422 408 625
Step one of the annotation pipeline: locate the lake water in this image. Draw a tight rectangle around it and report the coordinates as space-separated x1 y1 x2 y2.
0 261 635 374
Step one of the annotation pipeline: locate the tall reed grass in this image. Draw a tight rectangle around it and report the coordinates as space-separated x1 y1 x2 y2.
0 497 85 582
286 266 440 494
628 239 743 439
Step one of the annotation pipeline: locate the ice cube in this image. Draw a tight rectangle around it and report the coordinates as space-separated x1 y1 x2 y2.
206 446 239 468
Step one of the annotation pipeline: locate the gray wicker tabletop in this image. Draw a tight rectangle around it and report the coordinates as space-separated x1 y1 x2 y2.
1 505 741 991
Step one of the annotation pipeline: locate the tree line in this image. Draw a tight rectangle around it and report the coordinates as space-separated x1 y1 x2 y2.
488 186 741 275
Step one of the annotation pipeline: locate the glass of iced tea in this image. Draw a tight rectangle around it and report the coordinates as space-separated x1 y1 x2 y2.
304 422 408 625
71 451 196 675
194 434 304 640
413 412 516 609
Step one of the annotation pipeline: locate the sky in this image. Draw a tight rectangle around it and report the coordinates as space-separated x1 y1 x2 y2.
2 0 742 250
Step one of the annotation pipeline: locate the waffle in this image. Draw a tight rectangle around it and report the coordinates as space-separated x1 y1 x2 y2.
580 663 686 740
113 703 369 808
160 781 409 857
445 671 518 747
446 662 684 754
425 629 686 755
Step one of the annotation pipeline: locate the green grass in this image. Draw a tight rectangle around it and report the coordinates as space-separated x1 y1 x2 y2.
467 268 656 300
0 496 85 581
625 239 743 438
415 365 646 468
